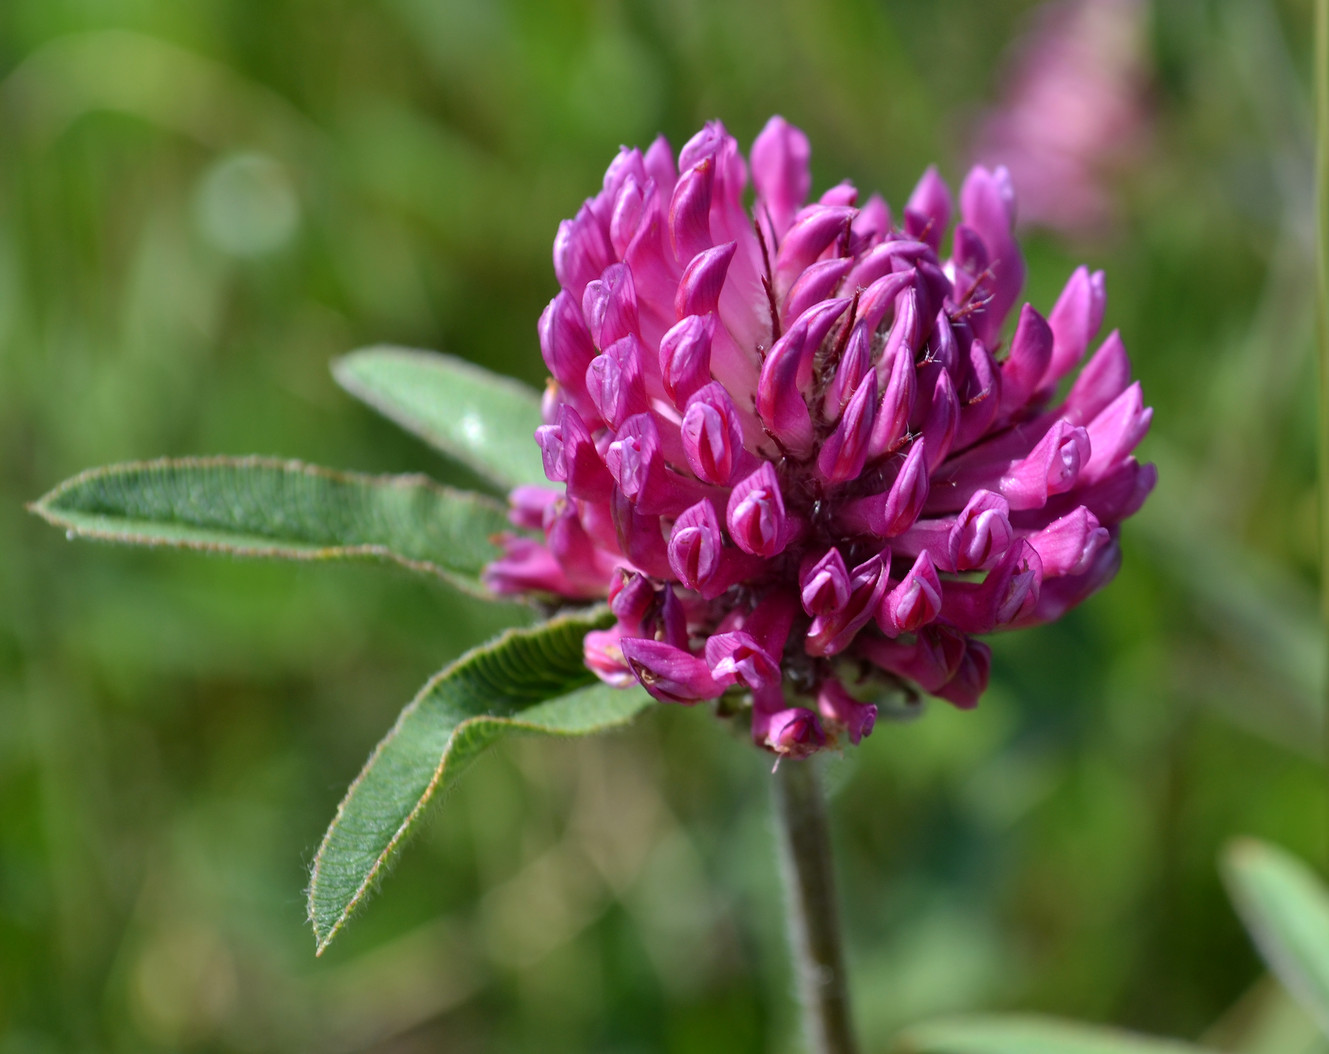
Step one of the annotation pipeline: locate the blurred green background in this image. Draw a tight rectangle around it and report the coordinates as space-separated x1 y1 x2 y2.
1 0 1325 1050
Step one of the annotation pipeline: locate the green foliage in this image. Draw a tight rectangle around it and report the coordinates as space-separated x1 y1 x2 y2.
897 842 1329 1053
893 1015 1218 1054
1223 839 1329 1037
335 346 547 491
4 0 1323 1049
30 456 511 597
308 605 649 954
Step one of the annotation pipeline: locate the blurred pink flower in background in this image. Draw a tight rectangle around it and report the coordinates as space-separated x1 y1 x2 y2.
487 118 1154 759
973 0 1154 239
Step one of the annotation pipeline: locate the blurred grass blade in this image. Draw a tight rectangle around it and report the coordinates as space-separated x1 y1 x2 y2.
1315 0 1329 766
1223 838 1329 1035
334 346 546 490
894 1015 1221 1053
31 457 509 597
308 606 649 954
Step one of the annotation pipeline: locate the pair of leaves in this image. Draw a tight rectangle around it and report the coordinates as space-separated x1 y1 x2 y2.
895 839 1329 1053
33 347 652 953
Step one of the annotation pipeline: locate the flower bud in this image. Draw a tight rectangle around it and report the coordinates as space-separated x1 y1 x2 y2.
1045 265 1107 386
584 627 635 687
904 165 952 250
508 485 558 530
950 224 991 310
757 299 850 456
1069 457 1157 525
867 329 916 459
877 551 942 636
1026 507 1109 577
935 640 990 710
607 413 707 516
620 637 723 703
681 382 748 486
675 241 736 320
608 173 647 258
800 548 851 616
751 115 811 238
609 569 658 636
726 462 789 558
704 631 780 689
999 303 1054 417
816 678 878 745
755 333 815 455
669 157 714 264
823 320 873 421
997 419 1090 510
806 551 889 656
537 404 614 501
919 368 959 471
587 335 651 428
853 193 890 243
659 314 714 407
953 338 1001 450
582 262 640 349
958 165 1023 344
754 705 826 759
784 257 854 326
643 134 677 194
949 490 1014 571
817 370 877 484
858 623 967 695
774 205 855 294
942 540 1043 634
1062 330 1131 426
842 440 930 537
1025 538 1122 626
553 202 613 296
668 499 725 593
1081 382 1151 484
540 290 598 395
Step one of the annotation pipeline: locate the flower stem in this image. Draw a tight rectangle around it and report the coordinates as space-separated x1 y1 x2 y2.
773 759 858 1054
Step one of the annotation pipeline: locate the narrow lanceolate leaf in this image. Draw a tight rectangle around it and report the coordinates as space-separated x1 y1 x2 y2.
1223 838 1329 1036
334 346 546 490
308 607 649 954
894 1015 1221 1054
31 457 510 596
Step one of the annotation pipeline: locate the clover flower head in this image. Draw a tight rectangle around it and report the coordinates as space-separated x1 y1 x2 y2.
974 0 1153 238
486 116 1154 759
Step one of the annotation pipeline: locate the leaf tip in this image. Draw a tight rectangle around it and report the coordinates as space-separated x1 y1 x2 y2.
312 927 337 958
1221 836 1264 871
28 488 70 529
329 350 359 384
307 880 346 957
329 346 391 399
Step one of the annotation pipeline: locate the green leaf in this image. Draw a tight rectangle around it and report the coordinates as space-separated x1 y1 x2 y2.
31 456 510 597
307 607 650 954
333 346 546 490
1223 839 1329 1036
894 1015 1221 1054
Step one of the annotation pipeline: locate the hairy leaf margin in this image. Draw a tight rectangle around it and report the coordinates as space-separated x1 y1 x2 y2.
307 606 650 954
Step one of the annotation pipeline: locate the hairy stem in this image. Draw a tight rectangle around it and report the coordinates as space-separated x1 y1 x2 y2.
773 759 858 1054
